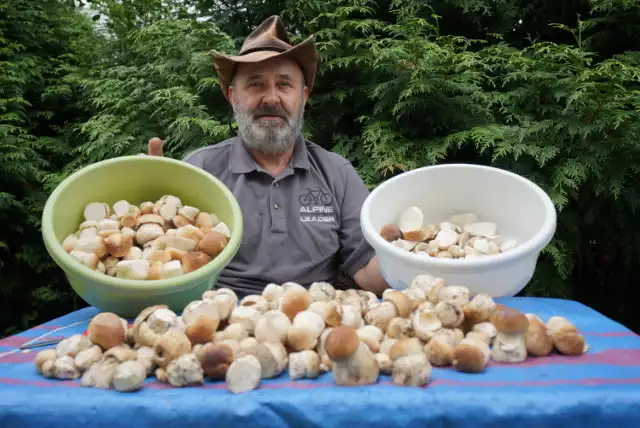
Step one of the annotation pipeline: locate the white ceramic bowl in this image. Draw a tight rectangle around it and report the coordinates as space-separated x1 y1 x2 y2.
360 163 557 297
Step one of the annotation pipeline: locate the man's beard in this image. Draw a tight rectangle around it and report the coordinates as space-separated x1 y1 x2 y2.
232 96 305 154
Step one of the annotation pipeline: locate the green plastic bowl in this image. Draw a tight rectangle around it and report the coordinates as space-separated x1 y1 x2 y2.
41 155 243 318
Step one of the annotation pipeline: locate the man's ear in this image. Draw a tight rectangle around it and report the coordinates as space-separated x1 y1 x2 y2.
303 86 309 104
227 86 234 105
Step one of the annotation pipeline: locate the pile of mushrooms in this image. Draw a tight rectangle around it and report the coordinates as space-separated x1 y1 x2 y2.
34 274 589 393
61 195 231 280
380 208 518 259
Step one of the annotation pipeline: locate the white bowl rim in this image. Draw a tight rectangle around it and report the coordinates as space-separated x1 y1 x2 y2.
360 163 557 271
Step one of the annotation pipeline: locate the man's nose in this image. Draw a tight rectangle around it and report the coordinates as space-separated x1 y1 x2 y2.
261 85 280 106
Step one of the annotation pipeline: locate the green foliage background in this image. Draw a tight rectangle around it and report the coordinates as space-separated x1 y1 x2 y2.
1 0 639 335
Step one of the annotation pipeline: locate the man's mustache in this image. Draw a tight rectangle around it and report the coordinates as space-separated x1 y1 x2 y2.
252 106 289 121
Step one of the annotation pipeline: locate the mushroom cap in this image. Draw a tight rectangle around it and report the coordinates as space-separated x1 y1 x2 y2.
380 224 402 242
424 335 454 366
525 328 554 357
197 230 228 258
452 340 488 373
185 315 218 345
552 330 586 355
198 342 235 379
325 326 360 362
183 251 212 273
382 290 412 318
280 289 312 322
153 330 192 368
104 344 137 362
87 312 126 350
238 341 280 379
490 310 529 334
389 337 423 361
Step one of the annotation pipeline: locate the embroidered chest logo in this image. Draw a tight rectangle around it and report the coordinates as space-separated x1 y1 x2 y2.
298 187 336 223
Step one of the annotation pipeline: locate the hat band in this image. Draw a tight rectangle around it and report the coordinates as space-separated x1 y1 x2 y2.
238 45 289 56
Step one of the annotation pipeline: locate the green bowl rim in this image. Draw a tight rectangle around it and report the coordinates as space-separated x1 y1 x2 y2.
41 154 243 292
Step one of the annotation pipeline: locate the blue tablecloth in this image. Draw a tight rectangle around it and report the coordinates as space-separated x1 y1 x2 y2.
1 297 639 427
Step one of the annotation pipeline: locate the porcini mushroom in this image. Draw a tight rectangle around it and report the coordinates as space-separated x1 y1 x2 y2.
197 342 236 379
74 345 103 372
524 313 553 357
35 349 57 375
181 299 220 345
280 288 312 322
364 301 398 332
262 283 284 310
308 300 343 327
379 224 402 242
287 310 325 351
240 295 270 314
392 353 432 387
389 337 424 362
237 340 287 379
463 293 497 326
152 330 192 368
254 310 291 343
375 353 392 374
164 353 204 387
87 312 127 350
326 326 379 386
382 290 412 318
490 310 529 363
289 350 321 380
357 325 384 353
55 334 93 358
340 304 363 329
435 301 465 328
386 317 414 339
112 360 147 392
308 282 336 302
437 285 470 305
424 331 458 366
411 309 442 342
226 354 262 393
132 305 186 348
452 337 491 373
546 316 588 355
229 305 262 335
197 230 228 258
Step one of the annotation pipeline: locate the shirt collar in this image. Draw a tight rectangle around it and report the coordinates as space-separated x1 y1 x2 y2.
229 133 310 174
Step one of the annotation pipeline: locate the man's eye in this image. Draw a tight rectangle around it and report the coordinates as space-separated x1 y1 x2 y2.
280 82 292 88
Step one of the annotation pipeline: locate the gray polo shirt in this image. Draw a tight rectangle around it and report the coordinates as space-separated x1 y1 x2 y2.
182 134 376 297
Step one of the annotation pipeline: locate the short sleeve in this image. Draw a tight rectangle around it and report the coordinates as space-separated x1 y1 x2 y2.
182 148 204 166
336 162 376 277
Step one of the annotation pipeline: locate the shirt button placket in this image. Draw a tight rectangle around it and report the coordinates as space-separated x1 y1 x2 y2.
271 180 285 234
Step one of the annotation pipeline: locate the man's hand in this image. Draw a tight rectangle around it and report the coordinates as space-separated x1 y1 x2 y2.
148 137 164 156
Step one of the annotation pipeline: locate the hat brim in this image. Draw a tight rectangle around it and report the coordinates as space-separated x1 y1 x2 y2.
210 35 319 101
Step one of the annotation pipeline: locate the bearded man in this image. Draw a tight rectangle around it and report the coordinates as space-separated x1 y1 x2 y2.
147 16 390 297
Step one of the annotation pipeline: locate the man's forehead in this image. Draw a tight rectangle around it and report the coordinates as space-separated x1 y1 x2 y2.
235 58 303 80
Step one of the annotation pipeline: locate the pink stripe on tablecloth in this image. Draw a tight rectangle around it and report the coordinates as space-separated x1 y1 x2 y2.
31 325 62 331
0 351 40 364
429 377 640 387
0 335 66 349
0 377 82 388
484 349 640 368
581 331 639 337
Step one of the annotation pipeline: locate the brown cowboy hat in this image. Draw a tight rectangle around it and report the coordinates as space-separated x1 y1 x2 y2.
210 15 319 101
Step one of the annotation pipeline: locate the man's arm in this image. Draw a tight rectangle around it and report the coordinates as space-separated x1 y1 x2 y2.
353 256 389 296
336 162 390 296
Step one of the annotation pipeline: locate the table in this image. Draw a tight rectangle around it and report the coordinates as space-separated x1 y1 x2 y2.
1 297 639 428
